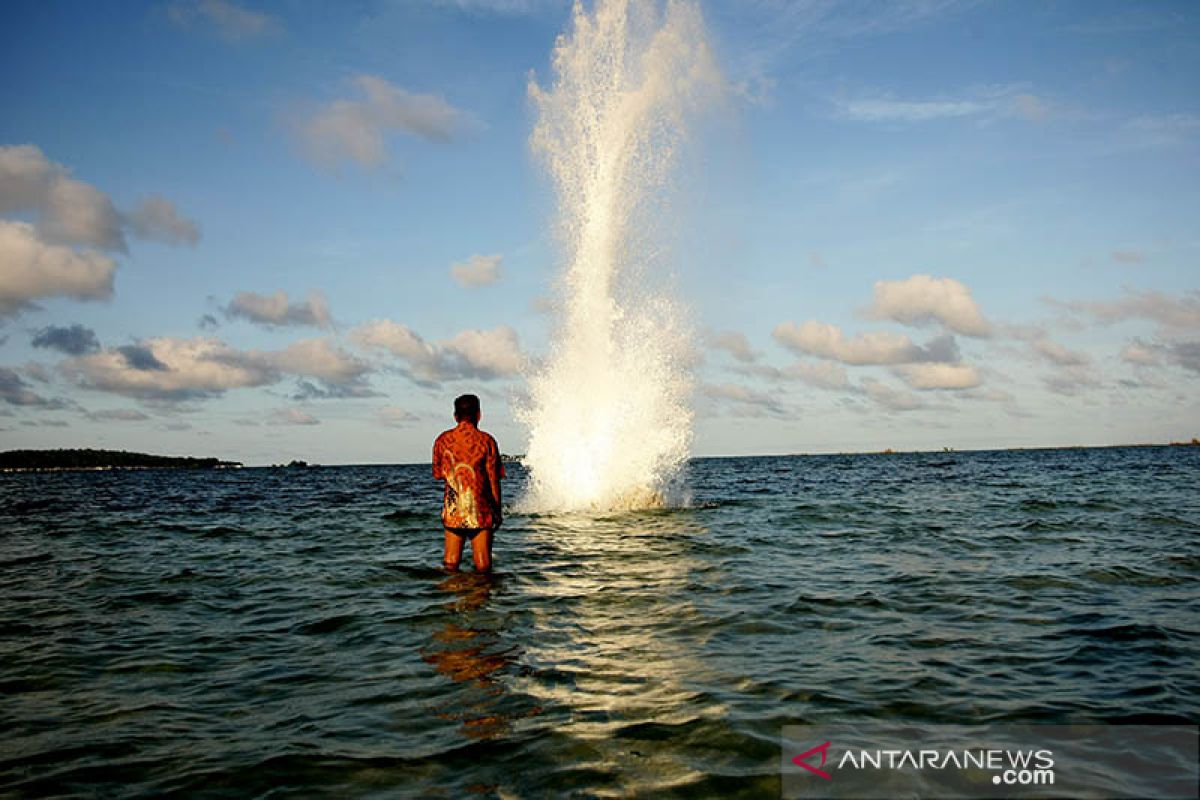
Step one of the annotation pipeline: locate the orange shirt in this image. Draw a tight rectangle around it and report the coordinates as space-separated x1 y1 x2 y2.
433 422 505 530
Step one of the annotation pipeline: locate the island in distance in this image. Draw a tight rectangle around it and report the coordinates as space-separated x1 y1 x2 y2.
0 449 243 472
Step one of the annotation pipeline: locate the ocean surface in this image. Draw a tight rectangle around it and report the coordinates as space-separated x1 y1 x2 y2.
2 446 1198 797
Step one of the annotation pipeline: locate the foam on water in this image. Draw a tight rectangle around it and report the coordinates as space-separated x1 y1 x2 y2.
519 0 721 512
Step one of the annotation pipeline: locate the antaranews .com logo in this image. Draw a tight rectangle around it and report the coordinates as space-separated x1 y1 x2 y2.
781 724 1197 799
793 740 1054 785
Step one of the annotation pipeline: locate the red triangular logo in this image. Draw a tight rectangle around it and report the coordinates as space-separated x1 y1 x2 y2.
792 741 832 780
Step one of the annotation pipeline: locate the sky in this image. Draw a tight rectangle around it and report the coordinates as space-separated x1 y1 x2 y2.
1 0 1197 465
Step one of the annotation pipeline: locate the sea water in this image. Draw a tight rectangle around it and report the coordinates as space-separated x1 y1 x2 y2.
2 446 1198 796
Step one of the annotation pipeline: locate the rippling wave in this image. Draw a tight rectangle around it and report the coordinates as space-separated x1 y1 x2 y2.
2 446 1197 796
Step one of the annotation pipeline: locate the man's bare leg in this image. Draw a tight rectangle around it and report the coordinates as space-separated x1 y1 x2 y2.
443 528 466 571
470 528 494 572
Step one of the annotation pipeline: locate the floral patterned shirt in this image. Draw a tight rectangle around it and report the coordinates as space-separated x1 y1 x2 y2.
433 422 505 530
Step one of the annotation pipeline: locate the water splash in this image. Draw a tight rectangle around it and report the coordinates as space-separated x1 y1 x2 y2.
519 0 722 512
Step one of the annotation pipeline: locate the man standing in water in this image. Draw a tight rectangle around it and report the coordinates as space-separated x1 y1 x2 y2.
433 394 505 572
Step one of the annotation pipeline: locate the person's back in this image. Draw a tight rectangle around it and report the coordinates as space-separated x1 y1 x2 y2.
432 394 504 571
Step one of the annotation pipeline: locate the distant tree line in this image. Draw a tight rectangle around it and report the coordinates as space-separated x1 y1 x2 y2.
0 449 242 471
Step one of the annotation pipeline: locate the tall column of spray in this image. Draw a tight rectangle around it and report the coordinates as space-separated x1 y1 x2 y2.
521 0 721 512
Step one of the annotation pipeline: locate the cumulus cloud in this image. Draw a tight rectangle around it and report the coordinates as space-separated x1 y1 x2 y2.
271 337 370 385
61 335 376 403
0 144 125 250
701 382 788 418
1111 249 1144 265
1029 336 1089 367
62 337 277 401
445 327 525 377
859 378 926 411
865 274 991 336
300 75 466 169
224 290 332 328
790 360 850 390
893 362 981 390
451 253 503 288
21 362 52 383
168 0 280 41
742 359 851 391
87 408 151 422
1 146 199 317
116 344 169 372
271 407 319 426
1163 340 1200 374
1 367 69 408
124 195 200 246
705 329 758 363
1050 289 1200 335
1120 339 1162 367
378 406 418 427
0 220 116 318
1042 365 1102 396
31 323 100 355
773 320 958 365
351 320 525 384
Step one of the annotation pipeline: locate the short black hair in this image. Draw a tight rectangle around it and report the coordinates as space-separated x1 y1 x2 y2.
454 394 481 421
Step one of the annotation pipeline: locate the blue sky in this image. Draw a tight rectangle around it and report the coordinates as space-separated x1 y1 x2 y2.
1 0 1197 465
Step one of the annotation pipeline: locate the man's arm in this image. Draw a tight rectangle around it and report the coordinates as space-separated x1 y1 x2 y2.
432 437 443 481
487 436 503 508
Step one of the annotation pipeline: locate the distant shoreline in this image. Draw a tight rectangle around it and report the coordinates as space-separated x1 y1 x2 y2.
1 440 1194 473
0 449 242 473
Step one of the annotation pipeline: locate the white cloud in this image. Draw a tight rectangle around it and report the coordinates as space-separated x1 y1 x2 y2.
169 0 280 41
833 85 1058 126
1051 289 1200 335
860 378 926 411
731 357 853 391
705 329 758 363
351 319 525 383
62 337 277 401
87 408 151 422
443 327 526 378
1111 249 1144 265
0 220 116 318
837 96 989 122
1030 337 1089 367
271 337 369 385
378 406 417 427
125 195 200 246
300 75 466 169
350 320 440 375
451 253 502 288
1042 365 1102 396
701 382 788 417
0 366 68 408
789 360 850 390
61 335 371 402
866 274 991 336
0 145 124 250
224 290 332 328
773 320 948 365
1120 339 1161 367
894 362 981 390
271 407 319 426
